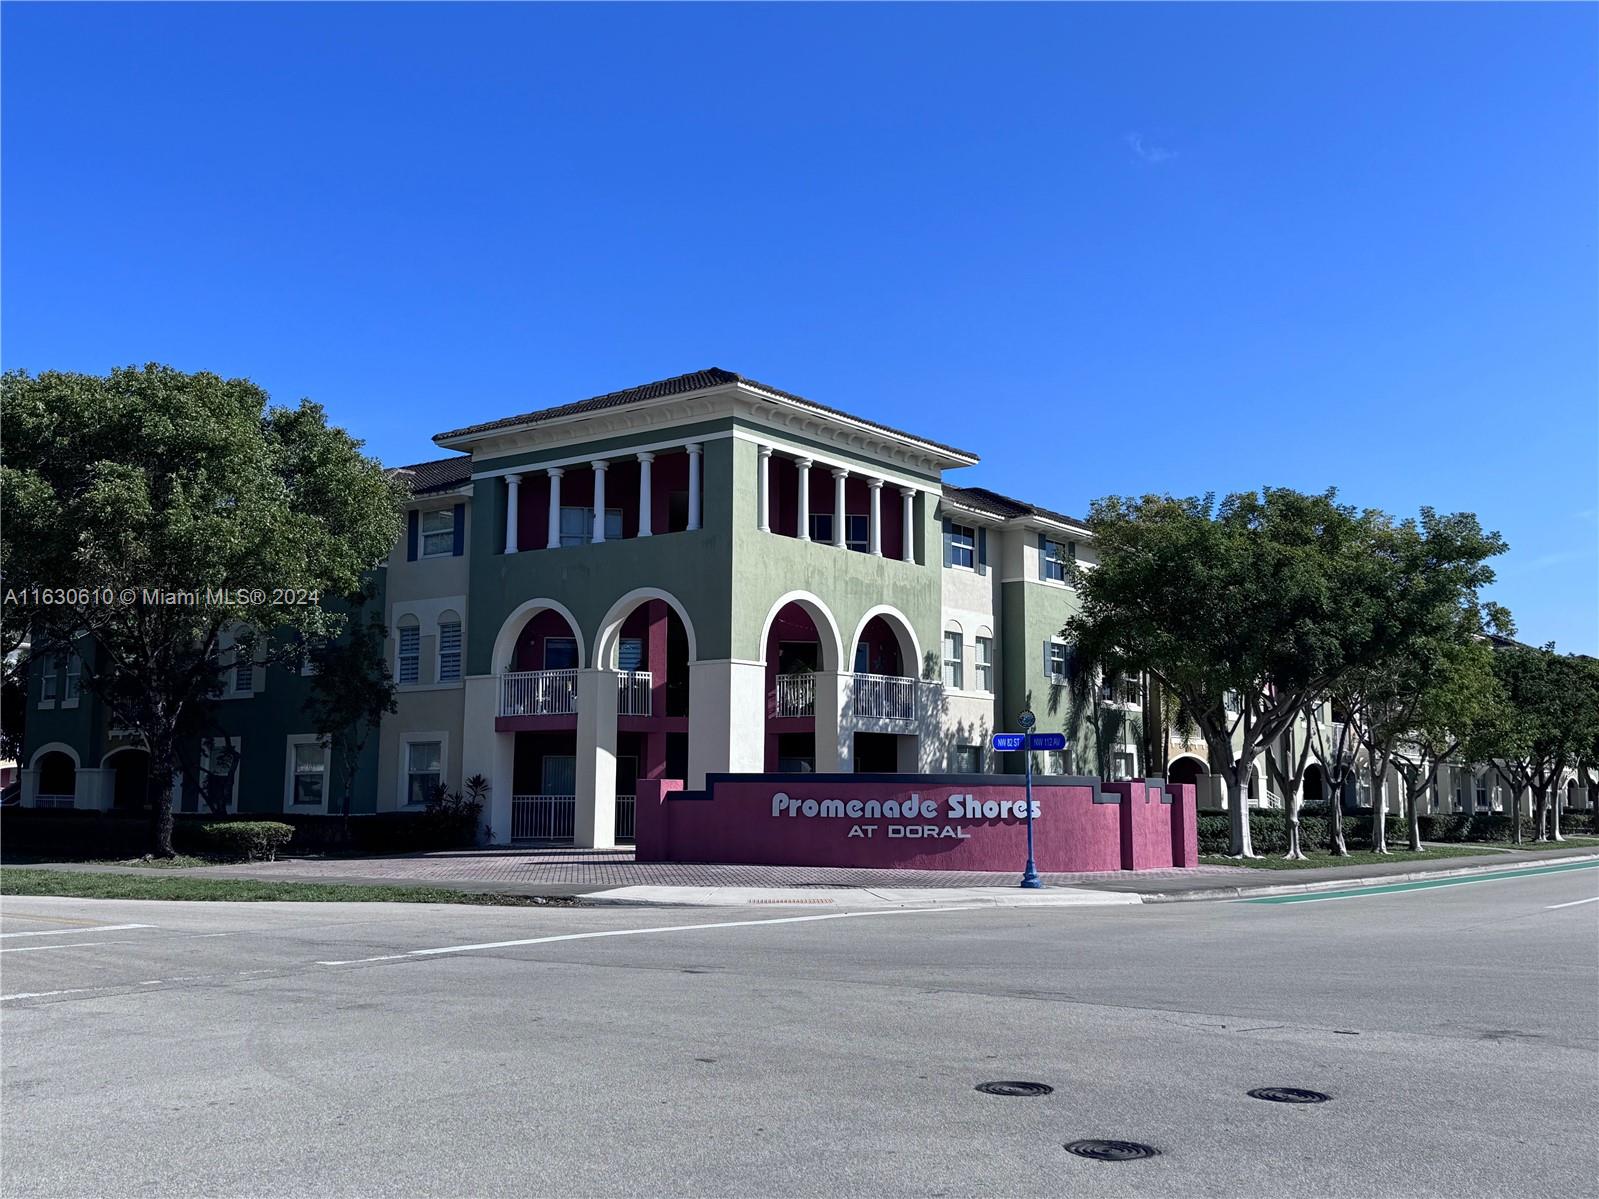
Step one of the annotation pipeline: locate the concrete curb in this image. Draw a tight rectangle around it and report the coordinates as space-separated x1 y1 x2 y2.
1138 852 1599 903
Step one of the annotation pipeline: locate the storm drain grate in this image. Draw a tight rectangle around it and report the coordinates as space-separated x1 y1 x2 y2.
1248 1087 1331 1104
974 1081 1054 1097
1064 1139 1160 1162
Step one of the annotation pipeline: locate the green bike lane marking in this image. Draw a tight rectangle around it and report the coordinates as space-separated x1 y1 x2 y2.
1241 858 1599 904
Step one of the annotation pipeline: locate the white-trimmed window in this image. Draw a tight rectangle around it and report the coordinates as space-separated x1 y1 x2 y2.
1111 750 1137 781
560 506 622 546
943 628 964 690
952 745 983 773
1103 672 1140 706
40 655 60 706
420 508 455 558
1045 641 1070 682
404 737 444 806
284 736 329 811
438 613 463 682
1042 537 1074 582
397 618 421 685
62 655 82 705
975 633 993 693
949 523 976 569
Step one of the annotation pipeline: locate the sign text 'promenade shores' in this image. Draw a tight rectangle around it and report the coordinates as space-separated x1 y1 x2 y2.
635 774 1199 872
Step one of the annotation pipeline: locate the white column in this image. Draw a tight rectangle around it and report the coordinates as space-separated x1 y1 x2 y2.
795 458 812 541
686 443 702 531
504 474 522 554
574 668 618 849
756 445 772 533
546 468 563 549
867 477 882 556
636 452 653 537
591 460 608 544
832 468 849 548
899 487 915 563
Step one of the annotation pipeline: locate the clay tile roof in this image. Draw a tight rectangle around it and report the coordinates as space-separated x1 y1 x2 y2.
432 367 977 460
388 455 472 496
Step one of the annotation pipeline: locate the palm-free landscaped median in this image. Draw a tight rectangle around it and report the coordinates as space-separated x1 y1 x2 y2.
1201 845 1503 870
0 868 569 906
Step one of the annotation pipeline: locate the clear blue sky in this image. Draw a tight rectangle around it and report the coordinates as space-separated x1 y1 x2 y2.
4 4 1595 652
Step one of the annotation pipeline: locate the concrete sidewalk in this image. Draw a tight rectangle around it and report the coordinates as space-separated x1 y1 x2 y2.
6 842 1597 908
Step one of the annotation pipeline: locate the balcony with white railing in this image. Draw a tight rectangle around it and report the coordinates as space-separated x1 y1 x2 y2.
774 672 816 718
617 670 653 717
849 672 917 723
499 669 578 718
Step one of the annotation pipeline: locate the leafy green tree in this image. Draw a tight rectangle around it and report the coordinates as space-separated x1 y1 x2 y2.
1066 489 1505 857
304 583 397 835
1490 645 1599 843
1 365 403 855
1309 691 1367 856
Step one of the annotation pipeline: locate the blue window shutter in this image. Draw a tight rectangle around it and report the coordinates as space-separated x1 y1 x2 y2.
977 527 988 575
452 503 465 556
406 510 418 561
1037 532 1047 579
942 518 953 567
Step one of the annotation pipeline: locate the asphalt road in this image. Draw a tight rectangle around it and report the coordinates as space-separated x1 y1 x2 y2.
2 865 1596 1199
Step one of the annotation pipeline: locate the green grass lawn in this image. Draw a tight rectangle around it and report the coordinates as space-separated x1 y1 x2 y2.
1201 845 1502 870
1481 836 1599 850
0 868 572 906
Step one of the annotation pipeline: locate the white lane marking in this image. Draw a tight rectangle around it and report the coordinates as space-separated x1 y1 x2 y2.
0 924 155 939
0 942 115 954
1545 895 1599 910
0 988 97 1002
318 905 985 966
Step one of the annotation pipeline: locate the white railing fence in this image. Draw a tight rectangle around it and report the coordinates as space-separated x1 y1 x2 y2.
499 670 578 717
617 671 653 717
614 794 636 844
511 794 576 842
850 672 916 721
774 672 816 717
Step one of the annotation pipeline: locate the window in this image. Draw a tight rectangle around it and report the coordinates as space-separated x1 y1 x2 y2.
560 506 622 546
63 655 82 704
290 741 327 807
420 509 455 558
1042 537 1074 582
808 512 835 543
40 656 59 704
845 514 869 552
233 649 254 695
943 630 963 689
952 745 982 773
1045 642 1070 681
975 635 993 692
1111 751 1137 781
406 740 442 805
948 523 975 569
438 617 462 682
397 621 420 685
199 737 241 811
1103 673 1140 706
544 637 578 670
618 637 645 672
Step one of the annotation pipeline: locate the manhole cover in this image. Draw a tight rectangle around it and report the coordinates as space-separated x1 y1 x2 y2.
1248 1087 1331 1104
974 1081 1054 1097
1064 1139 1160 1161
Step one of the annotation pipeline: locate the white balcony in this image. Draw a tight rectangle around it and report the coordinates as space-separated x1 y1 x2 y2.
499 669 578 717
850 672 916 722
617 670 653 717
774 672 816 717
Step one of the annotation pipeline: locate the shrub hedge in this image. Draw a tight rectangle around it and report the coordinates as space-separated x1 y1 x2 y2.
199 821 295 862
1198 805 1588 854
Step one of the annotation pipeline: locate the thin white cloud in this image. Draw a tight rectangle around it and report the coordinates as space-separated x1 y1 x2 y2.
1126 132 1176 165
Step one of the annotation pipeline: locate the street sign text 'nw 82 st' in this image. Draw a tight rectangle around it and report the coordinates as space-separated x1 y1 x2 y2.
991 732 1067 752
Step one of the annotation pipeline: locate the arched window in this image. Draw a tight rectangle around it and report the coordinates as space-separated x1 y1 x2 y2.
396 615 421 685
974 626 994 693
437 610 462 683
942 621 964 690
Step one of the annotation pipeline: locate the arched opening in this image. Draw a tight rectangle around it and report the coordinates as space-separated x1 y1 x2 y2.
491 601 587 844
1168 755 1208 787
765 601 829 772
847 607 920 772
1303 762 1326 805
106 748 152 812
35 751 77 806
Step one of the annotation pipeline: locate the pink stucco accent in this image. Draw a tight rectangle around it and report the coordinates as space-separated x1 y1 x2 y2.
1167 782 1199 866
633 777 685 860
1110 780 1174 871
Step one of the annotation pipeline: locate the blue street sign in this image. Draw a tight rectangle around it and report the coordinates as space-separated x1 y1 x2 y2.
992 733 1026 752
1028 732 1067 752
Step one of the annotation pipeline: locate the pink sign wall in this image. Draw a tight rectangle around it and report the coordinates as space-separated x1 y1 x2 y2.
635 775 1199 872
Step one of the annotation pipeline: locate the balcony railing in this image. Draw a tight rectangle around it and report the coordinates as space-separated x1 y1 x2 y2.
512 794 575 842
774 672 816 717
617 670 653 717
614 794 635 844
499 669 578 717
850 672 916 722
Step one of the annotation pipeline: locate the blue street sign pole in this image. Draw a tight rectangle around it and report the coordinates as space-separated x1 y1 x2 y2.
1018 710 1042 889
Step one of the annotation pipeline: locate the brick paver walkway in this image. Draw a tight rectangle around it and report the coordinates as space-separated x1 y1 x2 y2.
185 847 1253 890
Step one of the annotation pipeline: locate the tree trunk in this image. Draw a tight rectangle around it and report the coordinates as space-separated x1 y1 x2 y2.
146 751 176 858
1407 780 1422 852
1370 764 1389 854
1283 778 1305 861
1226 768 1255 857
1550 789 1564 841
1328 782 1349 856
